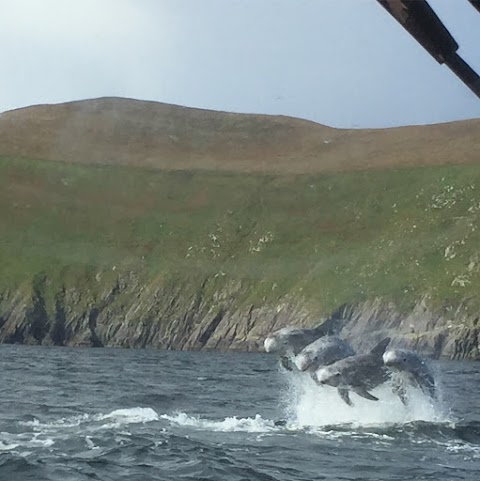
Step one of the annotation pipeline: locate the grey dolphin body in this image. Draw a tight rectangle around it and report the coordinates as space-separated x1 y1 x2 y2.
264 326 327 370
383 349 436 402
315 338 391 406
294 336 355 373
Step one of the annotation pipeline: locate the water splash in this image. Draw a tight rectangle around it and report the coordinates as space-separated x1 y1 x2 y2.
281 371 449 428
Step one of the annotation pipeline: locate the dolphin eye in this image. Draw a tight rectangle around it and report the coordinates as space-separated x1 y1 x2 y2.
334 372 341 377
403 358 407 362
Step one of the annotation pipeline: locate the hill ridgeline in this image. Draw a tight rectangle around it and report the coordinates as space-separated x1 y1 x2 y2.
0 97 480 358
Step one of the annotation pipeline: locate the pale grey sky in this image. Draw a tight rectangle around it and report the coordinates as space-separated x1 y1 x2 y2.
1 0 479 127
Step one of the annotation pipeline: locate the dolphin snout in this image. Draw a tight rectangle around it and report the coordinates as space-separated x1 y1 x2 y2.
315 368 330 385
264 337 278 353
382 350 398 367
311 372 325 385
294 354 310 371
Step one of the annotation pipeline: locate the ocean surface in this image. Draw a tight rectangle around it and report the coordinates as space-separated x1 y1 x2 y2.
0 345 479 481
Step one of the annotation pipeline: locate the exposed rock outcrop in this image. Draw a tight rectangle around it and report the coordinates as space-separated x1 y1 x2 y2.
0 274 478 359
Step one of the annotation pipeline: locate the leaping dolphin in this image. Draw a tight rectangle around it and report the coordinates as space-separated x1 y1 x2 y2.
294 336 355 373
383 348 436 403
315 337 391 406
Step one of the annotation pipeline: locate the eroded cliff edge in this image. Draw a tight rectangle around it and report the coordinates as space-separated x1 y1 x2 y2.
0 272 478 359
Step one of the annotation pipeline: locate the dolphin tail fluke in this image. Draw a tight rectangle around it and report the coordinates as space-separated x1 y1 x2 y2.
310 327 329 340
370 337 391 358
354 387 379 401
338 388 353 406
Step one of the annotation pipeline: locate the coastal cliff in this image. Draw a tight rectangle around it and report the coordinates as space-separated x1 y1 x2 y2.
1 98 480 358
0 273 478 358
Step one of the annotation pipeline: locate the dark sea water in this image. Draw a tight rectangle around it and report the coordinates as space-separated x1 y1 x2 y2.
0 345 479 481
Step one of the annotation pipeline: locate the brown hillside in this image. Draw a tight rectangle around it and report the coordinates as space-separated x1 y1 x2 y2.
0 97 479 173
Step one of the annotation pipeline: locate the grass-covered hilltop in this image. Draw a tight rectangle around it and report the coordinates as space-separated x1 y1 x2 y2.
1 97 480 358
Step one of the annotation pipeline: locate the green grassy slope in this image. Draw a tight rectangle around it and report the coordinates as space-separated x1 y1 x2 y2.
2 155 480 317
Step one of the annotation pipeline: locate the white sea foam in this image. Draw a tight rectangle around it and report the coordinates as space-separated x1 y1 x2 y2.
281 371 448 428
445 442 480 458
0 432 55 452
21 414 91 430
0 440 20 451
5 407 159 453
97 407 159 425
20 407 159 433
28 435 55 448
85 436 99 450
161 412 276 433
160 370 450 436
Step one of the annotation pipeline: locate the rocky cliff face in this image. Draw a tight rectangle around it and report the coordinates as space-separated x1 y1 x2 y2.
1 273 478 359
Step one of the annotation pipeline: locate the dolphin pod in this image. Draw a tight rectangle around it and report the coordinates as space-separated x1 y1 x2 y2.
264 326 437 407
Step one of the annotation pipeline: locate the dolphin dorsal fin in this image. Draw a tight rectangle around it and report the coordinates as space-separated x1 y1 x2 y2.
370 337 391 357
310 325 329 338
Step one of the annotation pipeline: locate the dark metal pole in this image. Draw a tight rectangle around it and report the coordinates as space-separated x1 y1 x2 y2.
377 0 480 99
445 53 480 97
467 0 480 14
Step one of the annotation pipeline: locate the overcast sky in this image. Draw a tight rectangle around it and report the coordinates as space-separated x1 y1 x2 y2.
1 0 479 128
